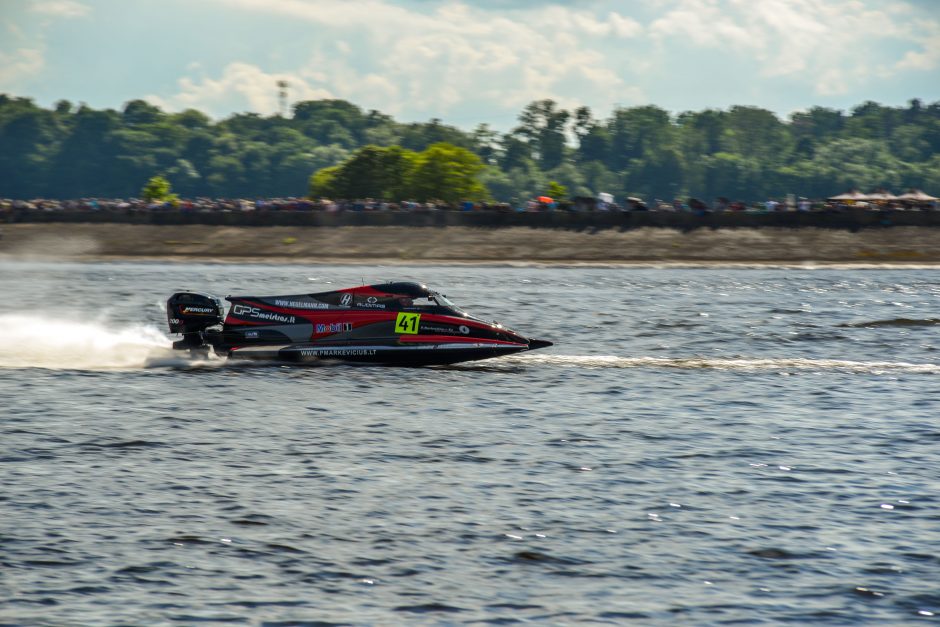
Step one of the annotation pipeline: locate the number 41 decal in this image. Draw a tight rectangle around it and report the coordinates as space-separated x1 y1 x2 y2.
395 312 421 334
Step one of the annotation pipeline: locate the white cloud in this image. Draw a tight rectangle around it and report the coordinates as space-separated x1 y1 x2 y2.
97 0 935 125
1 2 84 89
564 9 642 38
0 47 45 87
30 0 90 18
649 0 754 49
148 63 333 116
894 22 940 71
648 0 940 96
609 12 644 38
201 0 644 120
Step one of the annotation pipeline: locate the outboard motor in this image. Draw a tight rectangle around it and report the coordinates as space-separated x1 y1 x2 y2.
167 292 224 350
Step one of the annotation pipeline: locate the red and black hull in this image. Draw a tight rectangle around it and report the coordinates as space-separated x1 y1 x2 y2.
224 340 544 366
167 282 552 366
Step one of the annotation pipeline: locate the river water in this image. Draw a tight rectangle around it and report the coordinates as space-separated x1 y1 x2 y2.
2 261 940 625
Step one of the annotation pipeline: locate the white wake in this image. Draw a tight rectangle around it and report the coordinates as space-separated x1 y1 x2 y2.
1 315 935 375
0 314 180 370
504 354 940 374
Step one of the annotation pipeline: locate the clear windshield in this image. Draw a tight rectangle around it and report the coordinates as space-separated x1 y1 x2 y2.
430 291 465 314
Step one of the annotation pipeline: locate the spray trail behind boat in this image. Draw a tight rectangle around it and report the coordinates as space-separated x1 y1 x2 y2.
0 313 183 370
503 354 940 374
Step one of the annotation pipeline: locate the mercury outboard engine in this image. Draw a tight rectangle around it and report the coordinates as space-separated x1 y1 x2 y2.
167 292 224 350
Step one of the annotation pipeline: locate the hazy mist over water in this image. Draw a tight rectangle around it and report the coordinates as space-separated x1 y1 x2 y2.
2 261 940 624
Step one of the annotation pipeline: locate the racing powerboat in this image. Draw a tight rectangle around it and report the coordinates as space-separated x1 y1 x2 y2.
166 281 552 366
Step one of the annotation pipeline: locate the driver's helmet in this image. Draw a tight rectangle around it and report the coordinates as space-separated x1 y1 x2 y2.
399 297 414 307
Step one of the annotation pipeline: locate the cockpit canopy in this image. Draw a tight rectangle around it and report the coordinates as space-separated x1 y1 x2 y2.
371 281 430 298
351 282 465 314
232 281 466 315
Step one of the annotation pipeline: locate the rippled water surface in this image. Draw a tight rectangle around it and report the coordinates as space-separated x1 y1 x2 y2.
3 261 940 625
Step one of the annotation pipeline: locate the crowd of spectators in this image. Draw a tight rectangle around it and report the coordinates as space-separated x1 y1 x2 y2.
2 195 937 215
0 197 509 213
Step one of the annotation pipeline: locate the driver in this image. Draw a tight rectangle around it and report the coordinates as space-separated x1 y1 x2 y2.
399 297 414 308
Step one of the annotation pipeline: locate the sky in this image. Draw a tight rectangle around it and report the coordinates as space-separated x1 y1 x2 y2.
1 0 939 129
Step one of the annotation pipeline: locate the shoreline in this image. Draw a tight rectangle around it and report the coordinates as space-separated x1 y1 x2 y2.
3 223 940 267
5 254 940 270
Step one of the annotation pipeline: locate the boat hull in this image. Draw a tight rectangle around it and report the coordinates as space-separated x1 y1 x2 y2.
224 341 537 366
168 282 553 366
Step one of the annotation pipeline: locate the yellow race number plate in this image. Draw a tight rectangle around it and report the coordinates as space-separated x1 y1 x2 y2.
395 312 421 334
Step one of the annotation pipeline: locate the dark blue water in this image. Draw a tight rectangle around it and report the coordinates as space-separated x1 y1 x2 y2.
2 261 940 625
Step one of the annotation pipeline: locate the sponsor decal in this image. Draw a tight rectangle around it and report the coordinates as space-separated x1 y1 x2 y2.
300 348 377 357
245 330 259 338
340 293 352 306
274 299 328 310
169 318 181 325
232 304 296 324
181 306 216 315
415 324 472 335
395 312 421 334
422 324 456 334
315 322 353 333
355 295 385 309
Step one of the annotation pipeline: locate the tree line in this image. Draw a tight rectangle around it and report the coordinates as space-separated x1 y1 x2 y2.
1 93 938 203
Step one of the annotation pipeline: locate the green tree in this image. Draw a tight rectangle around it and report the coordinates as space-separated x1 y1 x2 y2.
547 181 567 200
307 144 416 200
505 160 549 205
335 144 416 199
122 99 164 127
624 148 684 201
699 152 761 201
48 105 121 197
2 95 938 202
546 163 589 197
271 145 347 197
789 106 844 155
410 143 487 202
890 124 931 163
576 125 611 165
141 175 177 203
676 109 726 156
0 98 62 197
721 106 792 165
171 108 211 130
845 100 901 141
309 165 341 198
478 166 514 202
580 161 620 198
471 123 501 165
515 99 570 170
498 132 532 171
607 105 674 170
399 118 474 152
811 138 903 191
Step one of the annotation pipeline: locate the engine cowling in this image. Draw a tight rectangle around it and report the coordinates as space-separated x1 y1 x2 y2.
167 292 224 349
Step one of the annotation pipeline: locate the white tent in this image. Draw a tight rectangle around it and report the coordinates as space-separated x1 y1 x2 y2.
897 189 938 202
827 190 867 201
